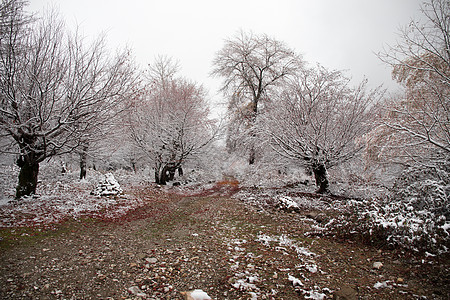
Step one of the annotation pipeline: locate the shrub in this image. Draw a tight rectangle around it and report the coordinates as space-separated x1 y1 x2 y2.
324 165 449 254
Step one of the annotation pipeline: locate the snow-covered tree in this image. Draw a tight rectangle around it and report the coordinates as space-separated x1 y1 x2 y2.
264 65 380 193
211 30 303 164
129 57 217 185
375 0 449 167
0 6 137 198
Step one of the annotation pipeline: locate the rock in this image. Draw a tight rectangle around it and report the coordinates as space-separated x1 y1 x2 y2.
373 262 383 269
305 211 319 219
277 196 301 213
333 286 357 300
314 212 329 223
146 257 158 264
181 289 212 300
128 286 147 298
396 277 404 284
91 173 122 197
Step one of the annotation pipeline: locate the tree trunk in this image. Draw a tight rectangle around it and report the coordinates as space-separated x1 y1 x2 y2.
178 167 183 177
16 155 40 199
159 165 170 185
155 162 162 184
249 146 256 165
155 163 179 185
155 164 169 185
131 158 137 173
249 99 259 165
312 163 329 194
79 161 87 180
79 143 88 180
155 168 161 184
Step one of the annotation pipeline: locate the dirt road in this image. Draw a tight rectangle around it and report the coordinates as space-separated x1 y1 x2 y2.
1 185 448 299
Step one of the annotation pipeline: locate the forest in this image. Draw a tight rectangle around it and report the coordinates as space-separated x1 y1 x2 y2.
0 0 449 298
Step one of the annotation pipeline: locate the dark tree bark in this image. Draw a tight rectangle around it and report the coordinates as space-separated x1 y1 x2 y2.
155 168 161 184
249 147 256 165
155 164 179 185
159 165 170 185
178 167 183 177
16 155 40 199
131 158 137 173
248 105 258 165
312 163 329 194
79 144 88 180
168 169 175 181
155 164 168 185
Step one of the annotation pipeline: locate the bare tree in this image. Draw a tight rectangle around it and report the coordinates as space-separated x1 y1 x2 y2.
264 65 380 193
129 57 217 185
211 30 303 164
376 0 449 166
0 7 137 198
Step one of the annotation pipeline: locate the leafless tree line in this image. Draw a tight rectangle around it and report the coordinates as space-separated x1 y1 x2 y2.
1 0 448 198
0 1 218 197
128 56 218 185
212 0 448 193
0 1 138 197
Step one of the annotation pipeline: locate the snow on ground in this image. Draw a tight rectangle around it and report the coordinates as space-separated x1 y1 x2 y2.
256 234 316 258
235 183 449 255
0 164 145 227
255 233 331 298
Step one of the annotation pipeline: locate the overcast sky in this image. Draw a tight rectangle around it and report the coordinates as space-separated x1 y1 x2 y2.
28 0 424 104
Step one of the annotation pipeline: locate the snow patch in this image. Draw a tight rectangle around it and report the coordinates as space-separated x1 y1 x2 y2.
374 281 392 289
189 289 212 300
288 274 303 286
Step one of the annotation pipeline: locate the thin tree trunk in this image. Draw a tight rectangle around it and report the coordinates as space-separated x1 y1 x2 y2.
312 163 329 194
16 155 40 199
248 100 258 165
131 158 137 173
79 143 89 180
249 146 256 165
155 162 161 184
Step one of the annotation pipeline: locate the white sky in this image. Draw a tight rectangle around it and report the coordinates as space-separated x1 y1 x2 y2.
28 0 424 105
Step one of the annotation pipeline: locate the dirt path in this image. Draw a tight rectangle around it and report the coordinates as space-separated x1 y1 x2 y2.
0 185 448 299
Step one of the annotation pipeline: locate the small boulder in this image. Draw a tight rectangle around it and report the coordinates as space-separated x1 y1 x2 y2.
91 173 122 197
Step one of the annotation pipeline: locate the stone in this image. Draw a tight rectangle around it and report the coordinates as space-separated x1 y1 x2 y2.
128 286 147 298
181 289 212 300
373 262 383 269
314 213 329 223
91 173 122 197
333 286 357 300
146 257 158 264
